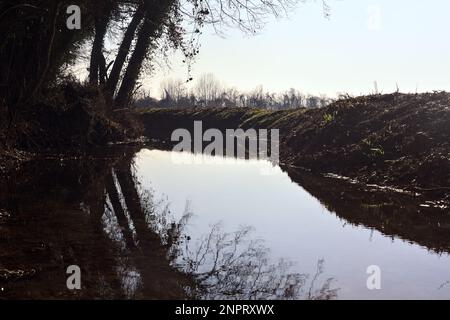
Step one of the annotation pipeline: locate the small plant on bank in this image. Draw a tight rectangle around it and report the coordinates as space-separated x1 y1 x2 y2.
361 138 385 158
322 112 335 126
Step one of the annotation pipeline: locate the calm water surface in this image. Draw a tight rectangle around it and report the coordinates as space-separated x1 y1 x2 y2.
1 147 449 299
134 149 450 300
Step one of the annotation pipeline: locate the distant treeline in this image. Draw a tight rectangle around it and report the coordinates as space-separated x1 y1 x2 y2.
135 73 335 110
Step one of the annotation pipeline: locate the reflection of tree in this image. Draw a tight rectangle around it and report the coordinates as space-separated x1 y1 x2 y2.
163 215 339 300
127 157 339 300
306 258 339 300
128 158 339 300
0 149 338 300
438 280 450 290
101 156 193 299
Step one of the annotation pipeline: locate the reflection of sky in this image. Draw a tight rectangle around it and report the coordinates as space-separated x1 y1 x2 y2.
134 149 450 299
147 0 450 97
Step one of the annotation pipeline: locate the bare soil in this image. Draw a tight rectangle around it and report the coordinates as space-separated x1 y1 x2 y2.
139 92 450 201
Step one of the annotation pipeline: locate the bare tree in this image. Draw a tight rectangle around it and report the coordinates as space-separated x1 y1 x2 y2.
89 0 115 86
112 0 297 106
160 78 186 102
133 73 334 110
115 0 177 107
105 2 146 98
180 0 296 34
306 94 320 108
194 73 223 106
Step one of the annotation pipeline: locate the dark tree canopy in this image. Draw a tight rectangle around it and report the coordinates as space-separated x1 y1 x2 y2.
0 0 300 114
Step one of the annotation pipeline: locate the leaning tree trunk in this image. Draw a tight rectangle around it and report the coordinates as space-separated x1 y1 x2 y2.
114 0 174 108
105 4 145 98
89 19 109 85
89 1 111 85
113 13 153 107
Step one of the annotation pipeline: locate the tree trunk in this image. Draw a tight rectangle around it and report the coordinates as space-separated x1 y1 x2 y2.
89 20 108 85
114 0 174 107
89 2 111 85
105 4 145 98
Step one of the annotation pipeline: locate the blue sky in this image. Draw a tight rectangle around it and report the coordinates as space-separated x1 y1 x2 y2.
147 0 450 98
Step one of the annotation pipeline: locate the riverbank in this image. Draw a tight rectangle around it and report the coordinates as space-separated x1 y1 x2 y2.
139 92 450 201
0 82 143 176
2 92 449 201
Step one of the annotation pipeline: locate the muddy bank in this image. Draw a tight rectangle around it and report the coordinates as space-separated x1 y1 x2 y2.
0 82 144 177
139 93 450 201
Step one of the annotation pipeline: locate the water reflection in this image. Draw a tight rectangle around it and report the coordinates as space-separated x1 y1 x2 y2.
0 148 338 299
134 149 450 299
1 147 450 299
286 169 450 254
0 149 189 299
167 220 338 300
119 154 340 300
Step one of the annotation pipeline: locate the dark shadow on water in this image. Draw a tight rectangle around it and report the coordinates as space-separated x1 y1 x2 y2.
2 147 450 299
285 168 450 254
0 148 192 299
0 148 338 299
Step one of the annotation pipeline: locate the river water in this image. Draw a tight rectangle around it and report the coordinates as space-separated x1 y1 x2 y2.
1 147 449 299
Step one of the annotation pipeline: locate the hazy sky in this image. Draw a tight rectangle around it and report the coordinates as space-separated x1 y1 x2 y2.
147 0 450 98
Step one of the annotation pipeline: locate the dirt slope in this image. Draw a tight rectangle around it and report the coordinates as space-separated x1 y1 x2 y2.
140 92 450 200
